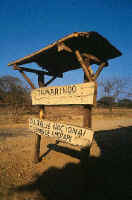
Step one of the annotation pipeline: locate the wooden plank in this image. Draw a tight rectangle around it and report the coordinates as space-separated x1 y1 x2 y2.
31 82 95 105
29 118 94 147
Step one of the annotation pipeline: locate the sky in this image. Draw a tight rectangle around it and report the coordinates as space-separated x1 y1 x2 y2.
0 0 132 94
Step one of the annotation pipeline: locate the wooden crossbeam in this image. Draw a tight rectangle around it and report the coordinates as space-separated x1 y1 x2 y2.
82 53 101 64
57 42 72 53
93 62 108 80
13 65 63 78
75 50 92 82
45 76 57 86
84 59 94 78
14 65 35 89
19 71 35 89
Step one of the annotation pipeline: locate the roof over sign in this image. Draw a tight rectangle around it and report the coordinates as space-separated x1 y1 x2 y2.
8 32 122 75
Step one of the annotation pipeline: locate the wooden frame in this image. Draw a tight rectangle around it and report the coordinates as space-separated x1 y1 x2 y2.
8 31 121 163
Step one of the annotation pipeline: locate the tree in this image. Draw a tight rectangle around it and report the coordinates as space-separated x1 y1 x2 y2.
98 77 129 111
98 96 115 107
118 98 132 108
0 75 31 121
0 75 30 105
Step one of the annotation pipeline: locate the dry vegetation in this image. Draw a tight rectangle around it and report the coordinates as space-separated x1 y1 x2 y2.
0 106 132 200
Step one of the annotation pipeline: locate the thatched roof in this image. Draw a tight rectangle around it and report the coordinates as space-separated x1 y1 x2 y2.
8 32 121 75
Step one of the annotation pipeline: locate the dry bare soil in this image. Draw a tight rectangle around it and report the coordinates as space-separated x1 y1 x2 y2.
0 107 132 200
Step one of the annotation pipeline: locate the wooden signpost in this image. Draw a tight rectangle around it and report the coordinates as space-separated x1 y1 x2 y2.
8 31 121 163
31 82 96 105
29 118 94 147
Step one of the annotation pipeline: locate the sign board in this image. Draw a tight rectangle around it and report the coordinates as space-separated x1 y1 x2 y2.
29 118 94 147
31 82 95 105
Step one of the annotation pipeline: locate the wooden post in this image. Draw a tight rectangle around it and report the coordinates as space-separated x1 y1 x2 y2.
83 73 92 129
93 62 108 80
75 50 92 82
45 76 56 86
81 72 93 158
34 73 45 163
14 65 35 89
74 51 93 128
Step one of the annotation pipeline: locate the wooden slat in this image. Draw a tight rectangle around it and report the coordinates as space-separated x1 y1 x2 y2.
31 82 95 105
29 118 94 147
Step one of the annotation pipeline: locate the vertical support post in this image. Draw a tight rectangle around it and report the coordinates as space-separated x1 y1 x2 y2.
75 50 92 82
81 72 93 161
34 73 45 163
75 50 92 128
83 73 92 129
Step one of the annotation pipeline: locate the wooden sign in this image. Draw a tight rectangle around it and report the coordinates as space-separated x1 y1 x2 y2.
29 118 94 147
31 82 95 105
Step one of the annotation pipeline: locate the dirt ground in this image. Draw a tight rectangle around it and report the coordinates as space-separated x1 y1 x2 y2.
0 107 132 200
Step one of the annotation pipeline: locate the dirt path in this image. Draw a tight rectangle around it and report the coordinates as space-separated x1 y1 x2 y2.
0 116 132 200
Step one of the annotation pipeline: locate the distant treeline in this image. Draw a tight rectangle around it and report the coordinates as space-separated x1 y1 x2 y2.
97 96 132 108
0 75 132 110
0 75 31 106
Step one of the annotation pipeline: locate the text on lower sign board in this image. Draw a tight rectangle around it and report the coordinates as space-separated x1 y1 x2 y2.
29 118 94 147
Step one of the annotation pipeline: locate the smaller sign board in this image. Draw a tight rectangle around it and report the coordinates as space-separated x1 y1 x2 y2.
31 82 95 105
29 118 94 147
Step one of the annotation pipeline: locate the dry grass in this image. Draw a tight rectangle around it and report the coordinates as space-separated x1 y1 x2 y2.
0 107 132 200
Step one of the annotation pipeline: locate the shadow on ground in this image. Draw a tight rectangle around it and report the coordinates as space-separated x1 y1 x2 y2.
16 126 132 200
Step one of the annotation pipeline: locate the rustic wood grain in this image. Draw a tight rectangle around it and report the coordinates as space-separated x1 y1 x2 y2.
75 50 92 82
83 73 92 129
29 118 94 147
57 42 72 53
13 65 63 77
31 82 95 105
34 74 45 163
17 68 35 89
94 62 108 80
